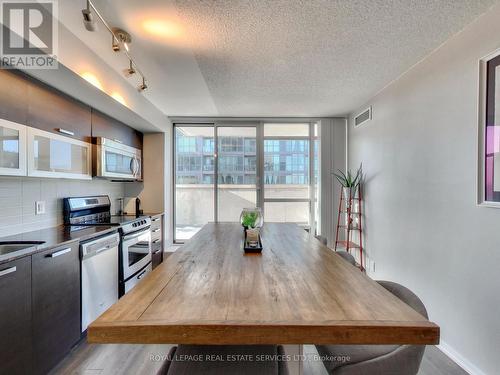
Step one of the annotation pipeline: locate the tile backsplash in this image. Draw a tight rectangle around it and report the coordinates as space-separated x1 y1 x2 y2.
0 176 126 237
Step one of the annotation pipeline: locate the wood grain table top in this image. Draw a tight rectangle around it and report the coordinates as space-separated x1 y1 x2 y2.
88 223 439 345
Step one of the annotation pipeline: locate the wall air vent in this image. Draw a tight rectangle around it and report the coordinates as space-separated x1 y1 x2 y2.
354 106 372 127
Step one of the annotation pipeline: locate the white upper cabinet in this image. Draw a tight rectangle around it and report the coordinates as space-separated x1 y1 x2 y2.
27 127 92 180
0 119 27 176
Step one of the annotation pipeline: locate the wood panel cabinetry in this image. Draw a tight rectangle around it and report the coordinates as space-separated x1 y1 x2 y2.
0 70 29 125
0 257 32 375
27 79 92 142
32 242 81 375
0 69 144 179
91 109 143 149
151 214 163 269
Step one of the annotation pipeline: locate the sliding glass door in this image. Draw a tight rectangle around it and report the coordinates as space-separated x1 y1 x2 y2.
216 126 258 222
174 122 317 243
174 125 215 241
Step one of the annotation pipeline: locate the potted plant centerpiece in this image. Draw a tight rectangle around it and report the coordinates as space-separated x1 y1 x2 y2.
333 164 362 208
240 207 264 252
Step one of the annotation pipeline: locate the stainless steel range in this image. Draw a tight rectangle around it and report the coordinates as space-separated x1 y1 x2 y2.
63 195 152 297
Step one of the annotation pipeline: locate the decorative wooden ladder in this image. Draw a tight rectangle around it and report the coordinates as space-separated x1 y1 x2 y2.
334 184 365 271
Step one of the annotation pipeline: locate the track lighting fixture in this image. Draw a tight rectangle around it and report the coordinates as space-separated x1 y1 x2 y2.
81 0 148 92
112 28 132 52
112 35 120 52
125 60 136 76
81 1 97 31
138 77 148 92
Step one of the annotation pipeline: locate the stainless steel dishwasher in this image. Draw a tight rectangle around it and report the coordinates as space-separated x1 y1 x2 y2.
80 232 120 333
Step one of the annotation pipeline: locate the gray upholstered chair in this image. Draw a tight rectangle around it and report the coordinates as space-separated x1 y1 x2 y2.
316 281 428 375
315 235 356 266
315 235 328 245
336 251 356 266
158 345 289 375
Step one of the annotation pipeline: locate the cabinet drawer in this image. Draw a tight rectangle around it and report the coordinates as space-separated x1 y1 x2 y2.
152 243 163 270
32 242 80 375
152 237 162 251
0 256 32 375
151 215 162 230
151 227 162 241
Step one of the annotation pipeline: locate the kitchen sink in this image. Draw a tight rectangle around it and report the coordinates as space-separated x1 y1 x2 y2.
0 241 45 256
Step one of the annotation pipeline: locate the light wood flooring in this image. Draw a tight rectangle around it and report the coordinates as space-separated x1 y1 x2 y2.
50 341 468 375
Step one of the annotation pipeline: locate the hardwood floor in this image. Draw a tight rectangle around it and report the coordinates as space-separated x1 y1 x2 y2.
51 341 467 375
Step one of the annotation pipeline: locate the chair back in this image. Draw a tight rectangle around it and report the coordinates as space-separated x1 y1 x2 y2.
377 281 428 319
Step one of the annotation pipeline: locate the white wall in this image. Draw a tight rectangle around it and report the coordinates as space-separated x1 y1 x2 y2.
319 118 347 245
348 3 500 374
0 177 125 237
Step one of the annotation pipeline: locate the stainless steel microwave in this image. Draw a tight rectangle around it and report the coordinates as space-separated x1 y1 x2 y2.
93 137 142 181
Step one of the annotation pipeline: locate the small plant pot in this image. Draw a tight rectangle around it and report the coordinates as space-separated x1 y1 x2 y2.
343 187 353 207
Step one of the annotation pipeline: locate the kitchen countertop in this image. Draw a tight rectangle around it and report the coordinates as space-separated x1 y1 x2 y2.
0 225 118 265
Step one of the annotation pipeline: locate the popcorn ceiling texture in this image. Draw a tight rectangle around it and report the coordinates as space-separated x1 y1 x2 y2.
172 0 498 116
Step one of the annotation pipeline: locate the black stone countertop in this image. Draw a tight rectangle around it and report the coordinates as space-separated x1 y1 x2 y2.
0 225 118 265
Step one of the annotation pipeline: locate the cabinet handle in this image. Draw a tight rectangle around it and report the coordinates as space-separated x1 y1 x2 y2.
154 249 161 255
152 229 160 233
58 128 75 136
0 266 16 277
152 218 160 222
47 248 71 258
153 239 161 244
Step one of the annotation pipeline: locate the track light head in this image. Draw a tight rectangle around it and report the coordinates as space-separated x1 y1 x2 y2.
82 8 97 31
112 36 120 52
138 77 147 92
124 60 136 77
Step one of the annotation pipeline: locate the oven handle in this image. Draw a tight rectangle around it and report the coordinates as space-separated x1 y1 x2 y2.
129 158 136 175
137 268 148 280
122 229 150 242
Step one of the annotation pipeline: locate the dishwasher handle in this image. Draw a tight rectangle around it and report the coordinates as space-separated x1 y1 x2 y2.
81 233 120 259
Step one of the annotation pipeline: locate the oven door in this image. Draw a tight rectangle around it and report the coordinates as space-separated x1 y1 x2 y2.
121 228 151 280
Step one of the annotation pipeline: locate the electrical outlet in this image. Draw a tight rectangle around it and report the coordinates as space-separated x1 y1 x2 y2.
35 201 46 215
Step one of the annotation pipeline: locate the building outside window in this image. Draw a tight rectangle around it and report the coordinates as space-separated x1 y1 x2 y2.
174 123 317 242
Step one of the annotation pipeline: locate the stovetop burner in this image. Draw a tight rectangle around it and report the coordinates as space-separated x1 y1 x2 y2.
63 196 151 234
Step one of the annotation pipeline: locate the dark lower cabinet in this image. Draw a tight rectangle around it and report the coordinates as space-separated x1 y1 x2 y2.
0 257 32 375
32 242 81 375
151 214 164 270
152 241 163 269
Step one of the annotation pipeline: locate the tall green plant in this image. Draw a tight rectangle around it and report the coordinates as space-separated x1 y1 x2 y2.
333 164 362 188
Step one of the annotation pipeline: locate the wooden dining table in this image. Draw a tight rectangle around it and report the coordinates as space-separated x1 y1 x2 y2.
88 222 439 346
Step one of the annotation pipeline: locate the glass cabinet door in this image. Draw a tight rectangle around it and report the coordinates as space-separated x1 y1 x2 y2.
0 119 27 176
27 127 91 180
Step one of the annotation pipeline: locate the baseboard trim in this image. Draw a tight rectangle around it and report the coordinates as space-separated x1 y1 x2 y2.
437 340 486 375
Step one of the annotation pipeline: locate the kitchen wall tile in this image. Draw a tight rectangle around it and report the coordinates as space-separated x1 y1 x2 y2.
0 177 126 237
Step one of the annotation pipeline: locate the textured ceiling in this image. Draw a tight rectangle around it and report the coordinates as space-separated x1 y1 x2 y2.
64 0 498 117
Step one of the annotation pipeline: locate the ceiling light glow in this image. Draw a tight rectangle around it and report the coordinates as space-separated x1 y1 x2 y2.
142 19 182 38
111 92 127 106
80 72 103 90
